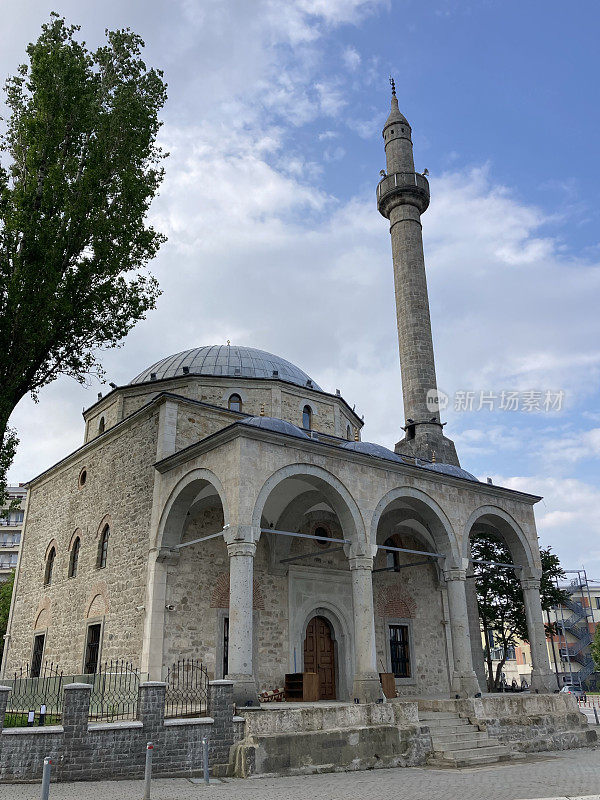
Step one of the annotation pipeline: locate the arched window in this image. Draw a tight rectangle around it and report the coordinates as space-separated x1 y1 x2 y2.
69 537 81 578
346 425 352 440
384 536 400 572
44 547 56 586
98 417 105 435
97 525 110 569
302 405 312 430
228 394 242 413
314 525 331 548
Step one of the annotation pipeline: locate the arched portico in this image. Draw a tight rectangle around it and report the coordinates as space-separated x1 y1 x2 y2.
249 464 381 702
141 469 228 681
370 486 479 695
464 505 554 693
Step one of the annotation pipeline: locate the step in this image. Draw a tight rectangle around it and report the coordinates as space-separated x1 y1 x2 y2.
440 745 509 762
430 730 486 744
420 711 462 720
423 716 470 728
432 735 495 751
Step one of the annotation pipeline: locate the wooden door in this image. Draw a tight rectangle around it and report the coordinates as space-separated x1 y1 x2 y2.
303 616 336 700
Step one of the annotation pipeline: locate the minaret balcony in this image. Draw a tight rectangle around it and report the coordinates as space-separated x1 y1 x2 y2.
377 171 430 217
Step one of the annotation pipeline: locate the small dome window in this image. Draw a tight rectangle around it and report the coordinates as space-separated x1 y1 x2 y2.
98 417 105 435
314 525 332 548
228 394 242 413
346 425 352 440
78 468 87 489
302 405 312 430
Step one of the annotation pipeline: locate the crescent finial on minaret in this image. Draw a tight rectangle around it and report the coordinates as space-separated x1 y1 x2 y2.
389 75 396 97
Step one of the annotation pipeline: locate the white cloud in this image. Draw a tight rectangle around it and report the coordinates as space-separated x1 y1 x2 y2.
342 45 361 71
495 475 600 577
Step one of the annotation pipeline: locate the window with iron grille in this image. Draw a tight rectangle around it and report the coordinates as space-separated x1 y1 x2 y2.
84 623 102 674
389 624 411 678
223 616 229 678
31 633 45 678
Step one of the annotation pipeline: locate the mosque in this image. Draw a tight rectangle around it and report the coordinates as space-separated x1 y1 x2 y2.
1 87 556 709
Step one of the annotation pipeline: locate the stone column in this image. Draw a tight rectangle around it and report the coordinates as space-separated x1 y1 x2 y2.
521 575 555 692
349 555 384 703
226 539 259 707
141 548 180 681
444 569 481 695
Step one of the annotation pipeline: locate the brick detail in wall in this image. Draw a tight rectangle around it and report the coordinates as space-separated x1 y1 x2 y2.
376 587 417 618
210 573 265 610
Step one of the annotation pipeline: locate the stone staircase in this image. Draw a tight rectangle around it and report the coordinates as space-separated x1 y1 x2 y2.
421 710 513 767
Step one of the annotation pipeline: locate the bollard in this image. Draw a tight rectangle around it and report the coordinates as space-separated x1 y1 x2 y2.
202 737 209 785
40 757 51 800
594 707 599 726
143 742 154 800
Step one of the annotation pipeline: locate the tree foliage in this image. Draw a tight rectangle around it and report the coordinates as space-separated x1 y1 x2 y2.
0 571 15 663
471 530 568 691
591 623 600 673
0 14 167 500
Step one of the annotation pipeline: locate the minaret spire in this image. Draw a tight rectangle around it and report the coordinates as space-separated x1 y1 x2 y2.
377 89 459 466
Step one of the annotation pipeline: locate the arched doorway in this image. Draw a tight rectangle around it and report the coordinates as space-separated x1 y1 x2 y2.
304 615 336 700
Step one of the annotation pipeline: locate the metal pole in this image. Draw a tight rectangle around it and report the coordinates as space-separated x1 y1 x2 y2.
202 737 209 785
143 742 153 800
40 757 51 800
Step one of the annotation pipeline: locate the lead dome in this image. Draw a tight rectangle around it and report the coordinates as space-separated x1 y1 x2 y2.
131 344 322 390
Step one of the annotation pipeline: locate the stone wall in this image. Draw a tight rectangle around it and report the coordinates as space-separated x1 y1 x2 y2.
0 680 239 782
3 411 159 675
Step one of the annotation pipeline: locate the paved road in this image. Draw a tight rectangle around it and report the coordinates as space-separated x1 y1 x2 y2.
2 748 600 800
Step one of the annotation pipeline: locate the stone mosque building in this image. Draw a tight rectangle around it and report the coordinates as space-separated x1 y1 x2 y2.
1 89 556 708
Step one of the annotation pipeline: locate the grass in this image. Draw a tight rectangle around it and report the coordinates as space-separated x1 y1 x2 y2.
3 712 61 728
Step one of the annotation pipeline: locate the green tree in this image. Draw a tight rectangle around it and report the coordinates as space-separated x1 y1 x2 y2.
0 14 167 501
471 531 568 691
0 571 15 663
591 623 600 673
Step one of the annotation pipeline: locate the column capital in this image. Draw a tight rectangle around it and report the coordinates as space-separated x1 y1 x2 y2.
444 568 467 582
348 554 373 571
227 540 256 558
521 577 541 591
223 524 260 546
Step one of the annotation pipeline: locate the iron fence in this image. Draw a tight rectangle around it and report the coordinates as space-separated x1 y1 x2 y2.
164 658 209 718
87 659 140 722
4 662 64 727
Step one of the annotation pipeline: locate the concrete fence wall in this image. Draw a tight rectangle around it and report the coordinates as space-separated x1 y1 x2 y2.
0 679 240 783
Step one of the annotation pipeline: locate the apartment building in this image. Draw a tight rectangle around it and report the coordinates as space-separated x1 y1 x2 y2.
0 485 27 582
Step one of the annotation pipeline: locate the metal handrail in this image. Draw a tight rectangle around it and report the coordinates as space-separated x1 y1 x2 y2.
377 171 429 198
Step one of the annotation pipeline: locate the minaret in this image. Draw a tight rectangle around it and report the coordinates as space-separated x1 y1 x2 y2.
377 80 459 466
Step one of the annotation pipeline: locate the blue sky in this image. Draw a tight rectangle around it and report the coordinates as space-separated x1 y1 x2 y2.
3 0 600 574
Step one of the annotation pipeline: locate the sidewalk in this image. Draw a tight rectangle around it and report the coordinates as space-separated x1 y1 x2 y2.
1 747 599 800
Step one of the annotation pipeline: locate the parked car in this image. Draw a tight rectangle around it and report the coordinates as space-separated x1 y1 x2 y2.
560 685 586 700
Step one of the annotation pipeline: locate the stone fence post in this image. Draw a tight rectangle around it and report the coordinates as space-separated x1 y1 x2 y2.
209 680 234 765
62 683 92 735
138 681 166 733
0 685 10 734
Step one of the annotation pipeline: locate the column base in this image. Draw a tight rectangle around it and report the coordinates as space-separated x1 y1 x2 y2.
352 674 385 704
451 671 481 697
529 670 557 694
227 674 260 708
